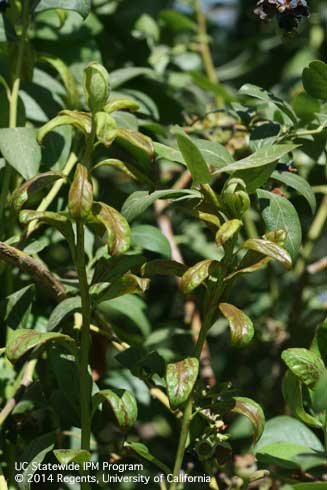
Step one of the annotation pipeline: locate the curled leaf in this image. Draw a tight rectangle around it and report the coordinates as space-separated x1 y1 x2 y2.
181 259 217 294
231 397 265 443
243 238 292 269
91 274 149 304
87 201 130 256
68 164 93 220
37 111 91 143
12 171 65 212
83 62 111 113
116 128 154 168
219 303 254 347
166 357 199 409
92 389 137 430
216 219 242 247
281 348 325 388
104 98 140 113
95 112 117 147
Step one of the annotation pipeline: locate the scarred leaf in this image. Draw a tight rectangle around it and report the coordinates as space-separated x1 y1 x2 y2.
181 259 218 294
54 449 90 466
282 348 325 388
6 329 74 364
216 219 242 246
68 164 93 220
231 397 265 443
92 389 137 430
104 98 140 113
37 111 91 143
219 303 254 347
87 201 130 256
91 274 149 304
116 128 154 168
166 357 199 409
12 171 66 212
243 238 292 269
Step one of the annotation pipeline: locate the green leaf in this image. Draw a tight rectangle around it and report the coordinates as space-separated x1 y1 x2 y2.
191 71 235 102
6 329 75 364
68 163 93 220
141 259 187 277
124 442 171 474
181 259 217 294
92 389 137 430
219 303 254 347
271 171 316 213
257 189 302 261
282 348 325 388
91 274 149 305
47 297 81 331
34 0 91 19
302 60 327 100
110 67 153 89
83 62 110 113
88 201 131 256
121 189 201 222
315 318 327 363
11 171 66 212
242 238 292 269
115 128 154 170
293 483 327 490
0 14 17 42
92 254 146 284
166 357 199 409
255 415 324 453
312 369 327 413
18 432 55 490
292 93 321 122
174 127 210 184
39 55 79 108
54 449 90 466
282 370 322 428
214 144 297 175
159 9 197 32
131 225 171 258
37 111 91 143
0 285 35 330
0 128 41 180
240 84 297 123
256 441 326 471
231 397 265 443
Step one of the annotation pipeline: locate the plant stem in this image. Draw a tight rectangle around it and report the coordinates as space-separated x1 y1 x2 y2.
75 220 92 454
194 0 218 85
0 0 30 224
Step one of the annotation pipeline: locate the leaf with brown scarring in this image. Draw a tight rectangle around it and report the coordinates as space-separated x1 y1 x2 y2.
231 396 265 443
181 259 217 294
243 238 292 269
166 357 199 409
68 164 93 220
219 303 254 347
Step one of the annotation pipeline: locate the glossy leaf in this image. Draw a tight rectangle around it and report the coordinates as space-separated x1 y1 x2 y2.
216 219 242 246
95 112 117 146
116 128 154 168
219 303 254 347
6 329 74 364
271 171 316 213
312 369 327 413
231 397 265 443
37 111 91 143
214 144 297 175
243 238 292 269
92 389 137 430
257 441 326 471
181 259 216 294
12 171 65 212
47 297 81 331
91 274 149 304
83 62 110 112
174 127 210 184
281 348 325 388
131 225 171 258
302 60 327 100
258 189 302 261
166 357 199 408
282 370 322 428
0 128 41 180
124 442 171 474
104 98 140 113
68 164 93 220
89 201 130 256
121 189 201 222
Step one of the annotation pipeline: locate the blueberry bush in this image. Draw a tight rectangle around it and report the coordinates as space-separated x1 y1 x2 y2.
0 1 326 489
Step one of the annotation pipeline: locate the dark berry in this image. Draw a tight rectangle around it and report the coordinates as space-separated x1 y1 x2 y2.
254 0 310 32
